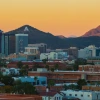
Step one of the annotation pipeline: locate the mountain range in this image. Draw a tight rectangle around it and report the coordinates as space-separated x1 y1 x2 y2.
3 25 100 49
82 25 100 37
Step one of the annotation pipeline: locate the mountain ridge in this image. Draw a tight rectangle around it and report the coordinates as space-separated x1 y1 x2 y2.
82 25 100 37
2 24 100 49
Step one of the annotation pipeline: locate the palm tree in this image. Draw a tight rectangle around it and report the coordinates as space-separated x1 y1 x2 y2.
45 64 49 71
48 80 55 87
54 64 59 70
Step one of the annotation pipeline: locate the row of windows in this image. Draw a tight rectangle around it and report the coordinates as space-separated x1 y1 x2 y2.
69 94 90 97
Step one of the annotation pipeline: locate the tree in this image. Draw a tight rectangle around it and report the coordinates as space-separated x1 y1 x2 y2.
17 61 23 68
63 84 78 90
0 75 14 85
48 80 55 87
77 79 87 89
42 59 47 64
34 76 38 85
45 64 50 71
0 59 7 68
12 82 38 94
54 64 59 70
51 68 54 72
73 58 87 71
19 65 28 76
33 63 39 71
63 84 68 90
4 86 13 93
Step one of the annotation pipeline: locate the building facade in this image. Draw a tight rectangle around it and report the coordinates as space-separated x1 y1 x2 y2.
15 34 28 54
28 43 47 53
62 90 100 100
40 52 67 60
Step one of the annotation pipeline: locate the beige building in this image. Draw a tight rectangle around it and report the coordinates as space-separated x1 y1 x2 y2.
25 47 40 55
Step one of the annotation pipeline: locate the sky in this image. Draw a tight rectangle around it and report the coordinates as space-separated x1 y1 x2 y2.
0 0 100 37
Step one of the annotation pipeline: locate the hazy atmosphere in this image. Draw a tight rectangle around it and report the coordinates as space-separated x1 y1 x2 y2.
0 0 100 37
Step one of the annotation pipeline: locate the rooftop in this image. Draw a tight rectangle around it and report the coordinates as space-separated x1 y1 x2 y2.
0 94 42 100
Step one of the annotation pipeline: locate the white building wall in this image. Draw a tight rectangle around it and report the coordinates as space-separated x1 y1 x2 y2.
42 93 62 100
40 52 67 60
78 49 91 59
40 53 50 60
62 90 100 100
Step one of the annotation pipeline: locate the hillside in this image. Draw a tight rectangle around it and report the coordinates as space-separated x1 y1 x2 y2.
4 25 100 49
82 25 100 37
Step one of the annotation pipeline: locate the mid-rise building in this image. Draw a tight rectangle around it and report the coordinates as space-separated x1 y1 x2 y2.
28 43 47 53
25 47 39 55
40 52 68 60
78 48 91 59
67 47 78 58
78 45 100 59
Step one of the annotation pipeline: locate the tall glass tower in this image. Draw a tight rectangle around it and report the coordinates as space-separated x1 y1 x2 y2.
15 34 28 54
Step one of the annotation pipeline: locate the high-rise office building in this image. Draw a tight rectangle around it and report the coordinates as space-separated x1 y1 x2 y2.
15 34 28 54
1 34 15 56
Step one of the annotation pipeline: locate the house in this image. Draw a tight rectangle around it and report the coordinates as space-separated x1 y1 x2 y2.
62 96 80 100
39 91 63 100
62 89 100 100
0 67 19 76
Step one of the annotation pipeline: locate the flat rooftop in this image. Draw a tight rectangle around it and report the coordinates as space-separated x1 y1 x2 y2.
0 94 41 100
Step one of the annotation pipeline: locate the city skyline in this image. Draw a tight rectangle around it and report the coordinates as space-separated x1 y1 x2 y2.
0 0 100 37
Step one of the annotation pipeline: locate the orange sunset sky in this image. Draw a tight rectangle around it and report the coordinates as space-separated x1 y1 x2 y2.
0 0 100 37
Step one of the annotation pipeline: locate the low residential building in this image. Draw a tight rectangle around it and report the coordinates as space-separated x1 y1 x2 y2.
35 86 64 92
0 67 20 76
62 96 80 100
87 60 100 65
13 76 47 86
79 65 100 72
7 61 68 70
82 86 100 91
28 71 100 83
0 94 42 100
39 91 63 100
62 89 100 100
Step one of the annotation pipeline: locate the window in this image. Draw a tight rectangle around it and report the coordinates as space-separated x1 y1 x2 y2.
88 95 90 97
81 94 83 97
57 97 59 100
69 94 72 96
75 94 77 96
59 97 60 100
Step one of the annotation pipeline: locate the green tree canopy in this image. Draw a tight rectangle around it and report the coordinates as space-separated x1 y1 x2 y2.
73 58 87 71
54 64 59 70
48 80 55 87
0 75 14 85
77 79 87 89
12 82 38 94
17 61 23 68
